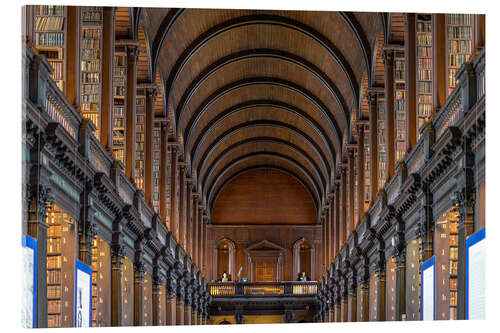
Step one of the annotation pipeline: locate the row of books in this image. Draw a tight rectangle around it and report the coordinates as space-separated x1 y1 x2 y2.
82 38 101 49
449 54 470 67
418 58 432 68
82 72 100 83
81 9 102 23
35 32 64 47
449 70 459 88
418 104 433 115
114 118 125 127
82 49 100 60
418 69 433 81
47 269 61 284
417 46 432 57
35 5 64 16
35 16 64 31
48 314 61 328
81 60 100 72
447 14 472 25
447 26 472 39
448 40 472 53
47 300 61 314
114 67 126 76
114 86 126 97
47 256 62 269
417 81 432 94
49 60 64 80
82 28 102 39
136 143 145 152
47 285 61 299
82 83 100 94
417 34 432 45
113 131 124 139
395 99 405 111
82 94 100 103
394 70 405 81
81 102 100 112
416 21 432 33
113 149 125 164
114 106 125 117
48 238 61 253
115 55 126 66
418 94 432 104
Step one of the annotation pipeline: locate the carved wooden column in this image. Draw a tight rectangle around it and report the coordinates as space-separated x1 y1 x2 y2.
110 215 124 327
192 194 199 265
197 206 203 270
348 268 357 322
100 7 116 150
393 216 406 321
383 49 396 180
357 263 370 322
348 149 355 233
78 180 97 265
178 165 186 246
166 269 177 325
125 45 138 180
152 273 163 326
185 180 193 256
144 87 156 205
159 121 169 226
169 145 178 236
176 286 185 325
321 215 326 271
340 166 347 246
432 14 446 109
367 91 378 204
65 6 80 107
357 124 365 226
418 183 434 261
473 14 485 52
333 182 340 256
404 13 417 152
454 184 475 319
375 241 386 321
329 199 334 263
133 242 145 326
27 162 52 328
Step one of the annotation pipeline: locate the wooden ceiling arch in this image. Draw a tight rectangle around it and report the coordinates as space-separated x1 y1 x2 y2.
200 138 327 199
174 48 350 135
136 8 386 219
206 154 322 215
189 100 336 175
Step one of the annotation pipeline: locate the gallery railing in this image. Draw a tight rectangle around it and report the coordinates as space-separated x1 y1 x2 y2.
208 281 318 297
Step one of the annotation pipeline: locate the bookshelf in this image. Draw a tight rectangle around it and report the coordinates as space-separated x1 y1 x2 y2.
134 94 146 190
416 14 433 140
46 205 76 328
91 238 99 326
80 6 103 138
377 96 386 190
394 51 407 162
152 121 161 213
121 257 134 326
363 126 370 210
353 149 358 224
446 14 473 96
113 51 127 164
33 5 66 92
448 208 459 320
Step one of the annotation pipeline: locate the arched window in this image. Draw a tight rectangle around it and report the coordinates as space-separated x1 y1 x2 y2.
292 238 315 281
214 238 236 281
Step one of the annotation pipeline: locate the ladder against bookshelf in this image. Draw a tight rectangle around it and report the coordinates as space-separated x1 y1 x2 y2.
113 51 127 164
134 94 146 190
415 14 433 140
80 6 103 138
33 5 66 92
394 51 406 162
446 14 473 95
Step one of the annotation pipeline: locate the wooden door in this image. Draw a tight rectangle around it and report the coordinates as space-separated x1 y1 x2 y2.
255 258 275 282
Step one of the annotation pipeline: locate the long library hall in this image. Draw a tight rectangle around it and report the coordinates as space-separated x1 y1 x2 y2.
21 6 485 327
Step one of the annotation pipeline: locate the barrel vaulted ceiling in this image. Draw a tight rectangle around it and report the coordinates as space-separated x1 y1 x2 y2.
135 8 383 221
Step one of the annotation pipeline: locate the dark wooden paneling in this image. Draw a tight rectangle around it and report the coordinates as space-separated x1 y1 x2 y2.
212 168 317 225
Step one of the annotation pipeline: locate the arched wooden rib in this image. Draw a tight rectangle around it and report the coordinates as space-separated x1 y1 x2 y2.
193 120 331 192
189 99 335 181
150 8 186 76
175 48 350 134
199 137 327 199
160 14 359 124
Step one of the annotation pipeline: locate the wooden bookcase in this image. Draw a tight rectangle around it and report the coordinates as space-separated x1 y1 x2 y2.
377 96 386 190
33 5 66 92
113 50 127 164
46 205 76 328
152 121 162 213
394 51 406 162
80 6 103 138
363 125 370 210
448 209 459 320
446 14 473 96
353 149 358 224
134 93 146 190
415 14 433 140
